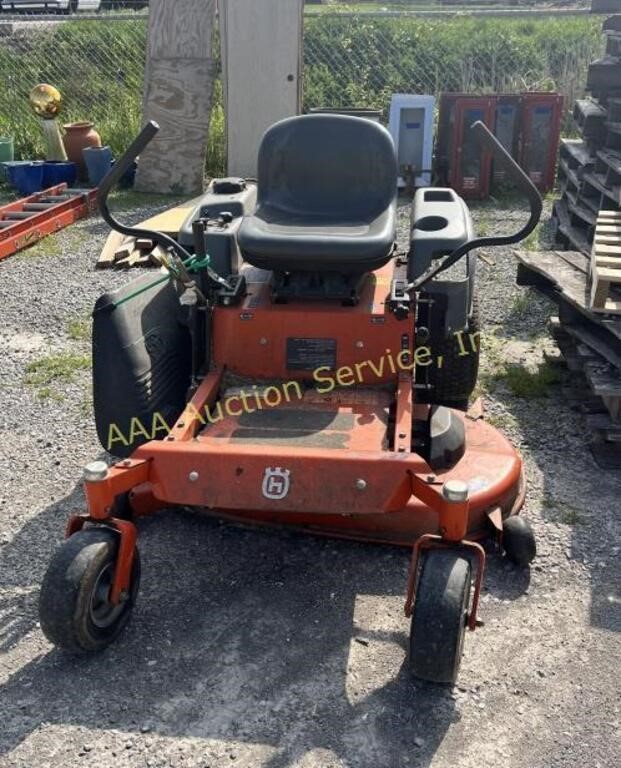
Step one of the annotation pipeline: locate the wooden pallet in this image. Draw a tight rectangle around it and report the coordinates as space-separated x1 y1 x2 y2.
590 210 621 312
514 247 621 467
515 248 621 358
96 194 204 269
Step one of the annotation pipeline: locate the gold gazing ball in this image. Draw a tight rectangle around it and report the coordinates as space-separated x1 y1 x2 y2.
29 84 62 120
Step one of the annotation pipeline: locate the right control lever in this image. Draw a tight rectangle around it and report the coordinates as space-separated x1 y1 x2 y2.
408 120 543 292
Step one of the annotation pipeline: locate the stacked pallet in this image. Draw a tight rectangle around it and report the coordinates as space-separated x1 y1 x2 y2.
515 247 621 468
553 11 621 255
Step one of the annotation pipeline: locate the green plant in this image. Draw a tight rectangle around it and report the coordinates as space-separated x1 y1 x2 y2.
522 223 543 251
18 233 63 259
25 353 91 399
500 360 561 398
303 14 600 128
511 291 532 316
543 494 584 525
0 14 601 180
66 316 91 342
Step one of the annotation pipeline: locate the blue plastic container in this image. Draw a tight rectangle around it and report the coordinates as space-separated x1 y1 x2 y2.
0 160 30 182
5 161 45 196
42 161 77 189
83 145 113 187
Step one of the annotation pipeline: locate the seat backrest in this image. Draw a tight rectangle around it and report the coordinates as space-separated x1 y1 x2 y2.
257 114 398 220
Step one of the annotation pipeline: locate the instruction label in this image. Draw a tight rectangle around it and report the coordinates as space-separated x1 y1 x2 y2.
286 338 337 371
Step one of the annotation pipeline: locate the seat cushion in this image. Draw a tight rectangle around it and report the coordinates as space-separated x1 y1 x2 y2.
238 202 397 273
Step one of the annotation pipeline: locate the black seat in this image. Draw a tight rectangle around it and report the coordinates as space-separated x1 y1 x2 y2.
238 115 398 273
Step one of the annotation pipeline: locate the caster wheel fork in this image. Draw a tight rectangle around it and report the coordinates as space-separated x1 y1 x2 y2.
405 535 486 685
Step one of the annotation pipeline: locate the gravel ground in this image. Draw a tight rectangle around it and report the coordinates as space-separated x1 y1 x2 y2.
0 193 619 768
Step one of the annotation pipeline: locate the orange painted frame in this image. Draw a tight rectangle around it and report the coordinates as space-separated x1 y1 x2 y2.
212 263 408 383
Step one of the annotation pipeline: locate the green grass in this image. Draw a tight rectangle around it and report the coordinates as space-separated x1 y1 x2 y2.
499 360 561 398
17 233 63 259
475 329 562 399
66 316 91 342
303 15 600 129
0 19 146 162
511 291 533 316
522 223 544 251
305 2 583 12
108 188 187 210
475 212 491 237
25 353 91 400
485 411 516 430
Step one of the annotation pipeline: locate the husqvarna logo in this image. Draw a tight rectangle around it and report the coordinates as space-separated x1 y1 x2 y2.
262 467 291 500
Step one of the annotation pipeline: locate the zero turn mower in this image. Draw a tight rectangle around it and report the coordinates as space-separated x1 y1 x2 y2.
39 115 541 684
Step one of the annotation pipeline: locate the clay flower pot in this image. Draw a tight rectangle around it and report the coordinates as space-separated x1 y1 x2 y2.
63 121 102 180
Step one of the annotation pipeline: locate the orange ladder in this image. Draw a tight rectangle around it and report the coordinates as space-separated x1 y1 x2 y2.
0 184 98 261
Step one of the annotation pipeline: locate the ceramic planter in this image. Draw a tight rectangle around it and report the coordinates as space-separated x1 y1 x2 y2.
6 161 45 196
63 122 102 180
83 145 113 187
42 161 77 189
0 136 14 164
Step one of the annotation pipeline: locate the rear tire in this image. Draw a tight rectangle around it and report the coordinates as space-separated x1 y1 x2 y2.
420 288 480 410
39 528 140 652
409 550 471 685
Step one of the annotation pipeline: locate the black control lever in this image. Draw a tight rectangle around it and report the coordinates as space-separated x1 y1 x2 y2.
408 120 543 291
97 120 231 290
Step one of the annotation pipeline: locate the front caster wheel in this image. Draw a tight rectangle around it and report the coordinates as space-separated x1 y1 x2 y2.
409 550 471 685
502 516 536 567
39 528 140 652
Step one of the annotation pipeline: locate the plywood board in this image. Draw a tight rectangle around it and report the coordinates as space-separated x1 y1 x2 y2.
138 194 204 235
135 0 216 196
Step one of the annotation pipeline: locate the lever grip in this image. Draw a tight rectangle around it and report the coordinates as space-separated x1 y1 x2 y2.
470 120 542 227
95 120 195 261
409 121 543 291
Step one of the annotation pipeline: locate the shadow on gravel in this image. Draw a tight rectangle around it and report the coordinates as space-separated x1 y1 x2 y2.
481 553 531 602
484 373 621 637
1 494 464 767
0 485 86 653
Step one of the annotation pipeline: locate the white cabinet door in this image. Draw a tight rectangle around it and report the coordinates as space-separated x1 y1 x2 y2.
221 0 303 178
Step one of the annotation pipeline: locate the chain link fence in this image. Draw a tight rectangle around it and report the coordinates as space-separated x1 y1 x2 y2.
0 4 604 178
0 12 147 162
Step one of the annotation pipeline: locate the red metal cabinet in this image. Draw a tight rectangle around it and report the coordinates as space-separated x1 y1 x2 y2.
492 94 522 186
451 97 496 199
437 94 495 199
436 91 563 198
519 92 564 192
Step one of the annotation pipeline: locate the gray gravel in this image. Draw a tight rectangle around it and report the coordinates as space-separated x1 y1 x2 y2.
0 195 619 768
